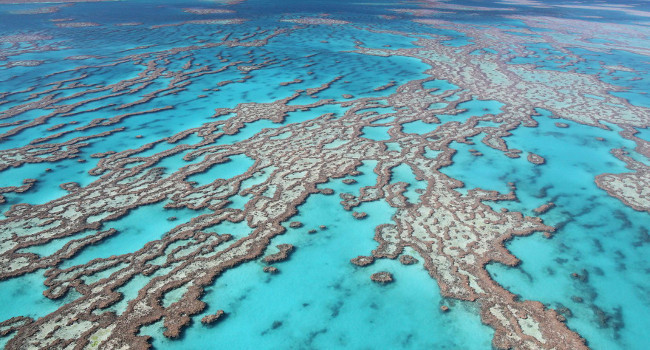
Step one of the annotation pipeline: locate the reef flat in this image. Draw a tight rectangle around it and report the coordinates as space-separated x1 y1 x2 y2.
0 0 649 349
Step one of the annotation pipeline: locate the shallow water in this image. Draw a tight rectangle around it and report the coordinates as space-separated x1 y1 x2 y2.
442 112 650 349
0 0 648 349
143 170 494 349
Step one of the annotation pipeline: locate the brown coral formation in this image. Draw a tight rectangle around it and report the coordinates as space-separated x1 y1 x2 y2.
350 256 374 267
201 310 226 325
9 5 61 14
279 78 303 86
352 211 367 219
526 153 545 165
0 5 647 350
594 144 650 213
288 221 303 228
59 182 81 192
183 8 235 15
595 172 650 212
399 255 418 265
263 244 294 264
370 271 394 284
55 22 100 28
533 202 555 214
281 17 349 25
263 266 279 274
0 65 614 348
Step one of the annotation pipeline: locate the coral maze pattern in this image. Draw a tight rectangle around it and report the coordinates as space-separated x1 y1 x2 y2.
0 0 649 349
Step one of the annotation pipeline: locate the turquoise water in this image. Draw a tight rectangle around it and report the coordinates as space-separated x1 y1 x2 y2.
185 154 255 186
144 166 494 349
0 271 80 321
441 111 650 349
60 203 210 269
636 127 650 142
436 98 504 122
0 0 649 349
390 163 427 204
361 125 392 141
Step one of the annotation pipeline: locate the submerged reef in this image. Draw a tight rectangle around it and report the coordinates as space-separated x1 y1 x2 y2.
0 0 649 349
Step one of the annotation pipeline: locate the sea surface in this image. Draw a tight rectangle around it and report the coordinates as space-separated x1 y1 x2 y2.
0 0 648 349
